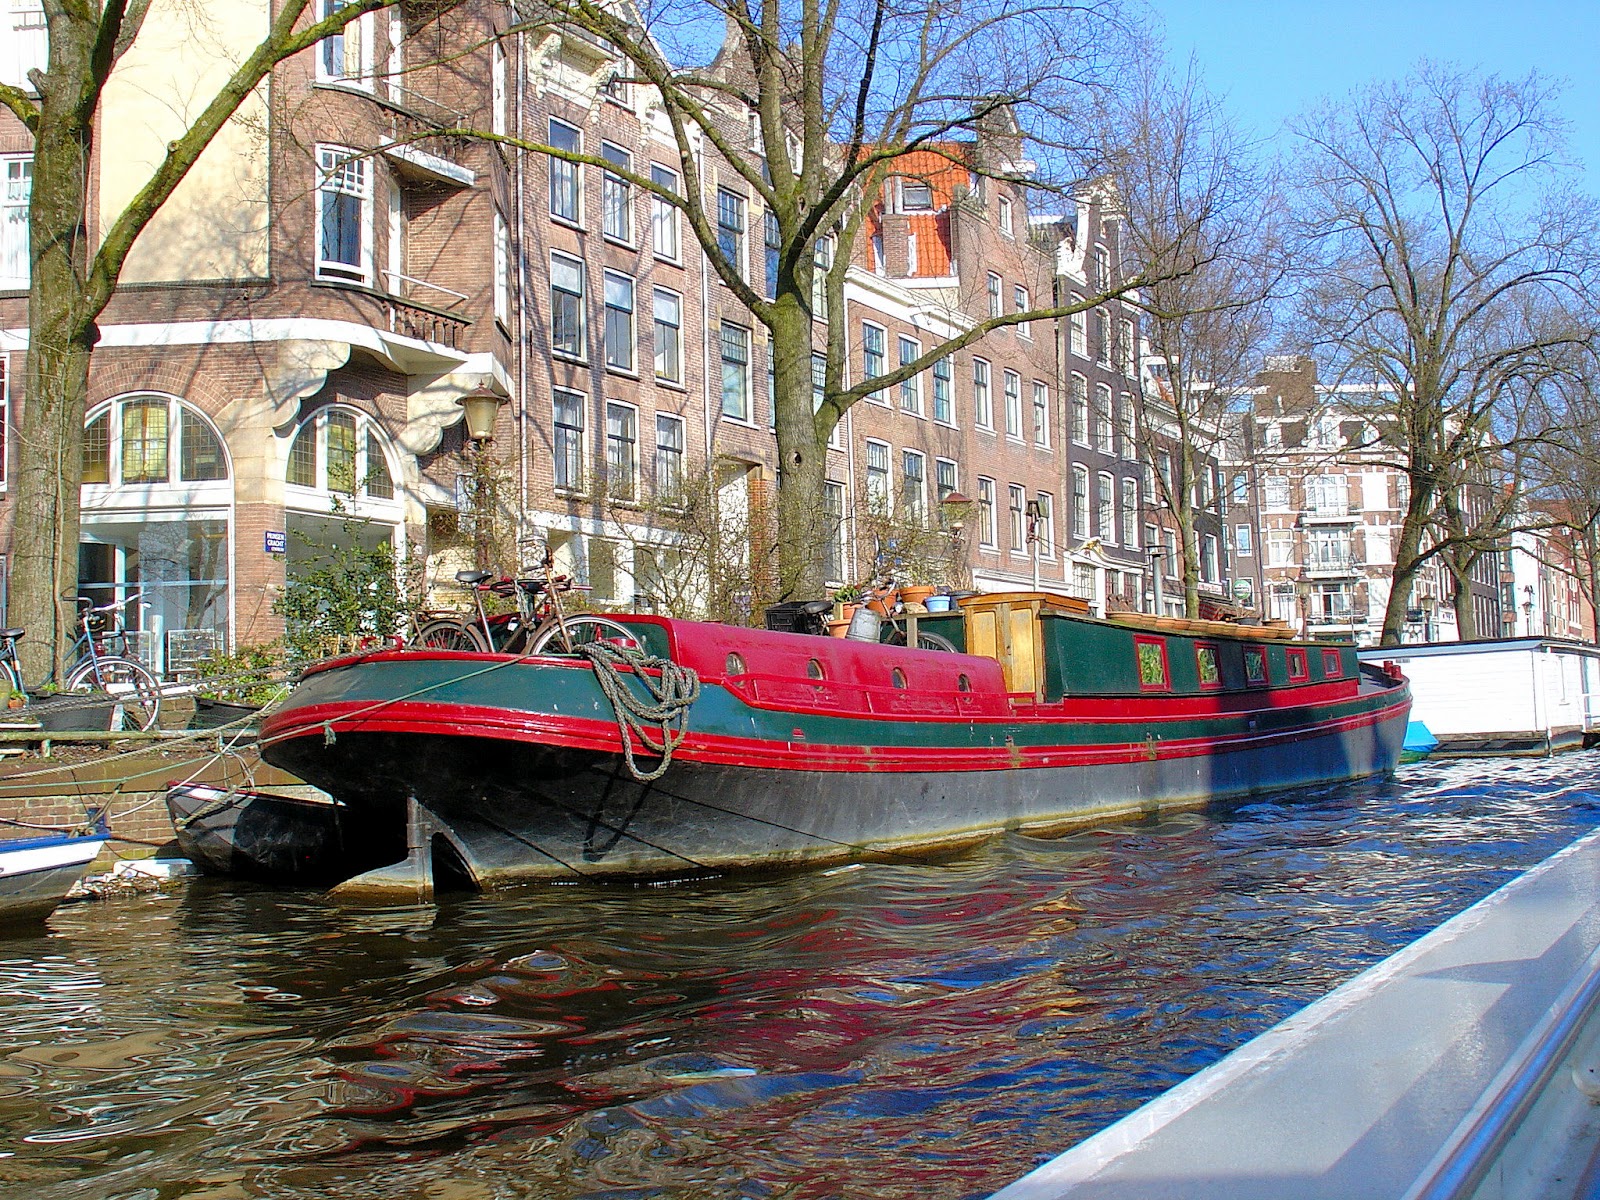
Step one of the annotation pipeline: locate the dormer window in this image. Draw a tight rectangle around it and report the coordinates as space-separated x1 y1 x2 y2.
901 180 933 212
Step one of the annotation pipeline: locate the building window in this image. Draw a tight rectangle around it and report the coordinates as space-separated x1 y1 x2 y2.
548 119 581 223
716 188 746 274
823 480 847 582
493 210 510 326
650 165 680 260
935 458 958 506
1014 285 1030 339
933 358 953 425
1121 478 1138 546
862 323 885 396
1094 385 1114 453
653 287 682 383
764 210 781 300
1071 465 1089 538
1119 395 1137 458
318 0 372 85
315 146 370 284
605 401 638 500
1035 493 1056 558
1008 484 1027 553
1236 524 1253 557
1069 303 1087 358
282 407 390 498
1119 318 1135 376
491 40 507 136
1071 375 1088 445
553 390 585 491
972 358 992 429
603 270 635 372
977 477 998 547
1095 244 1111 291
550 252 586 359
1265 474 1290 510
655 413 684 501
987 272 1002 318
1097 472 1114 542
119 396 170 484
601 142 632 242
1094 309 1111 366
899 336 922 414
2 1 47 91
0 155 29 288
1003 370 1023 440
997 193 1013 237
812 236 832 320
720 322 751 421
901 450 926 523
865 440 890 512
902 179 934 211
1032 381 1050 448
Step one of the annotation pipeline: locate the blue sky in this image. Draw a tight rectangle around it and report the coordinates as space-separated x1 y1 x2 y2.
1148 1 1600 187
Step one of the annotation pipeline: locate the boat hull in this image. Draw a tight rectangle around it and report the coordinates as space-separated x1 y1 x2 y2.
253 635 1411 888
0 832 107 924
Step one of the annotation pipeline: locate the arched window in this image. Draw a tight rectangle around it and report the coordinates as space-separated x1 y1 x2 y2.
285 406 395 500
83 394 229 486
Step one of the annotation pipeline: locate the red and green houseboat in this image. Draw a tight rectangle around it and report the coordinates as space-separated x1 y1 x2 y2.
172 593 1411 892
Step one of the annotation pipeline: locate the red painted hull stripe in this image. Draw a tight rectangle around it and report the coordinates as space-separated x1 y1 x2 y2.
261 695 1409 774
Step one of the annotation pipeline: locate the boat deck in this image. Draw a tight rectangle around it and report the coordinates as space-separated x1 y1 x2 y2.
989 825 1600 1200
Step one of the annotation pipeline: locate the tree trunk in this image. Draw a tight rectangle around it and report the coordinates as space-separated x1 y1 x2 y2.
1380 479 1434 645
770 294 829 601
1448 558 1477 641
13 24 97 684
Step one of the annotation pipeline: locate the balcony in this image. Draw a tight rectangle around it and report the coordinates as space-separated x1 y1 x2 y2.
1305 556 1358 579
385 291 468 350
1301 504 1360 525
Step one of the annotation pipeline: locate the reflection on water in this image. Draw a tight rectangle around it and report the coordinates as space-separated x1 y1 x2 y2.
2 755 1599 1199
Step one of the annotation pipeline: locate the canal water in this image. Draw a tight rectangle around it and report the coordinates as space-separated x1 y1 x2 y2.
3 754 1600 1200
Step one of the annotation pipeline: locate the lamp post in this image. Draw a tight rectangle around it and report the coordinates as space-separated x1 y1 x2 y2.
1523 584 1535 636
1149 547 1163 615
1295 576 1312 639
939 491 972 591
456 385 508 569
1025 499 1043 592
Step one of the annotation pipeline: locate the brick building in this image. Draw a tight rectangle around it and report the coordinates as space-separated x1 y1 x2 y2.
0 6 1209 670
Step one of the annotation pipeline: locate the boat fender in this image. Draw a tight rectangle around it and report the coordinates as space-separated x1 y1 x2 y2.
323 721 337 746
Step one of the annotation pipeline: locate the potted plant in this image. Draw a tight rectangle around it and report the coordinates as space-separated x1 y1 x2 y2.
192 643 289 730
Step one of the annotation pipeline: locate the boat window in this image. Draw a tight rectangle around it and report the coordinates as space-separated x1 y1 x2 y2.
1322 648 1344 678
957 673 971 692
1195 643 1221 690
806 658 824 680
1135 636 1170 692
891 667 907 689
725 652 746 676
1286 648 1309 682
1244 646 1268 686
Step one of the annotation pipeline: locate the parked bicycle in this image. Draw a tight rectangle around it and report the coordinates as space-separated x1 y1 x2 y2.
411 560 636 655
0 593 163 731
855 579 959 652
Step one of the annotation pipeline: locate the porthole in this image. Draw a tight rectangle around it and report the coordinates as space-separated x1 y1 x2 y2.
807 658 825 680
891 667 908 689
957 673 972 693
725 652 746 675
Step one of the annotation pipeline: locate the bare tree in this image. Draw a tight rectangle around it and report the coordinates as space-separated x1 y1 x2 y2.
1289 62 1597 645
1522 362 1600 627
1104 58 1282 617
0 0 408 679
495 0 1178 600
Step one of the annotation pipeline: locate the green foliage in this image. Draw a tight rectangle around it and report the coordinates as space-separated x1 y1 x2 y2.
275 515 413 661
195 642 288 706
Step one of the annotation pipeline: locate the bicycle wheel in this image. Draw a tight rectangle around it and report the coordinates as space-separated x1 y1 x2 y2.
885 626 959 653
412 618 489 653
528 615 639 655
64 655 162 732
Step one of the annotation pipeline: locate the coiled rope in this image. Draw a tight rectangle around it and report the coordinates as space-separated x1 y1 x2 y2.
578 641 700 782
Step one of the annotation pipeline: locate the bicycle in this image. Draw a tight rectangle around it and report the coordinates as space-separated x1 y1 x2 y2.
856 579 959 652
0 594 164 732
411 560 637 655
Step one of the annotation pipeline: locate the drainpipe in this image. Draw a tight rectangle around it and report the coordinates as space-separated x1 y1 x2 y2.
514 29 529 527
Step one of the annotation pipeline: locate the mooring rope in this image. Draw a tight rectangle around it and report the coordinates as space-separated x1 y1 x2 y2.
578 641 700 782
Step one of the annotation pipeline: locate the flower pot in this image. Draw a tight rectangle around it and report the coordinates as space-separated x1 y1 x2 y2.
923 595 953 613
190 697 264 731
900 585 936 607
826 619 852 638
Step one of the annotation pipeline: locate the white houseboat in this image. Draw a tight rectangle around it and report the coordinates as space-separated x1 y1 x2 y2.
1359 637 1600 757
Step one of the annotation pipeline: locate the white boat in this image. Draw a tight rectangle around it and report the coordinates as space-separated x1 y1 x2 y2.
0 827 108 925
1359 637 1600 757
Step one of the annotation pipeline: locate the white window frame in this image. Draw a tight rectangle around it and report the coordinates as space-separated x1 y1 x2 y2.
1070 374 1088 446
1071 465 1089 539
1008 484 1027 555
604 400 640 501
655 413 685 501
901 449 927 523
1 0 47 92
1035 493 1056 559
314 145 373 285
548 118 582 225
552 389 586 492
997 193 1014 238
987 272 1003 318
653 287 683 384
898 335 922 415
865 438 891 513
861 322 887 403
650 165 681 262
550 251 587 360
317 0 374 88
972 358 993 430
1003 370 1023 442
1121 478 1139 547
492 209 510 326
1032 381 1050 448
601 142 633 244
977 476 998 548
932 358 954 426
1069 302 1087 358
491 40 507 136
720 321 752 422
0 153 30 289
603 270 636 374
1097 471 1116 544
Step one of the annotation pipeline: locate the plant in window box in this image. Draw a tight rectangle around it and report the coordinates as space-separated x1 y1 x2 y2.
192 642 289 729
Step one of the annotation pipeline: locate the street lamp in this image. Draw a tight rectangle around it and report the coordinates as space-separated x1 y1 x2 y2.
1025 499 1044 592
456 385 508 569
1148 547 1164 615
939 491 972 591
1523 584 1535 636
1295 576 1312 638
